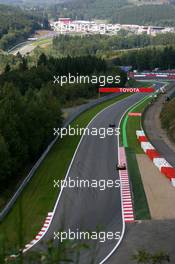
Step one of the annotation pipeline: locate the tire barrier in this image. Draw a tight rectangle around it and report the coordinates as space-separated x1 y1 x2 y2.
136 130 175 187
119 147 135 223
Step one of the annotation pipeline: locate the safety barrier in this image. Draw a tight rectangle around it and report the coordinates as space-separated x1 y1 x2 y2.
136 130 175 187
146 149 160 161
153 158 171 170
138 136 148 142
161 167 175 180
141 142 154 152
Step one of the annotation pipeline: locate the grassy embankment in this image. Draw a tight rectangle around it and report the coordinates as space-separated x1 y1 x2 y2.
0 93 130 249
160 97 175 144
32 38 53 47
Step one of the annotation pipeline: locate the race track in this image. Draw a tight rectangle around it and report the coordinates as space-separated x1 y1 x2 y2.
31 93 147 263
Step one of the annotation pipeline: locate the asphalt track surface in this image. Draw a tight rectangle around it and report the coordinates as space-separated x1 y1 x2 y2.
33 93 147 263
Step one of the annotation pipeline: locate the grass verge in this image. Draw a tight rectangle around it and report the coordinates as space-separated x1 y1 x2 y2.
125 97 151 153
0 93 130 249
120 83 153 220
126 148 150 220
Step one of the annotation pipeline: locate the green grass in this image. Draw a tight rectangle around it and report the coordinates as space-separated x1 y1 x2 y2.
130 81 153 88
124 99 151 219
32 38 52 47
125 97 151 153
126 148 150 220
121 81 152 152
120 82 153 219
0 93 130 249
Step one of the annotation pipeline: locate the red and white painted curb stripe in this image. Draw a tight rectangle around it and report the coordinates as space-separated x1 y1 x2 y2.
153 158 171 170
119 147 135 223
141 142 154 152
128 112 142 117
136 130 175 187
23 212 53 253
136 130 145 138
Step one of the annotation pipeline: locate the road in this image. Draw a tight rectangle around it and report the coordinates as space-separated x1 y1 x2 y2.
10 43 36 56
8 32 59 56
27 93 147 264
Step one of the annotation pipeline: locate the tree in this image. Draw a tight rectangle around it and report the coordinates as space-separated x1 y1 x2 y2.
38 53 47 66
0 133 11 189
19 58 28 71
4 64 11 73
16 52 23 61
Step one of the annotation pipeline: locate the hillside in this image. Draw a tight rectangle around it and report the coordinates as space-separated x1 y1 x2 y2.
128 0 170 5
0 4 49 50
51 0 175 25
0 0 70 6
52 0 128 20
0 0 171 6
111 4 175 25
161 97 175 143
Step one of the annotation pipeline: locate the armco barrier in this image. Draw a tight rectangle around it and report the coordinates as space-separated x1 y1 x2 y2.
136 130 175 187
0 93 121 221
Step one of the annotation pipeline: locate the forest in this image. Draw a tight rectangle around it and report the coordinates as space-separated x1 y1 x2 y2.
0 4 49 50
111 5 175 25
113 46 175 70
0 54 126 203
49 0 127 20
161 97 175 144
52 33 175 57
50 0 175 26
